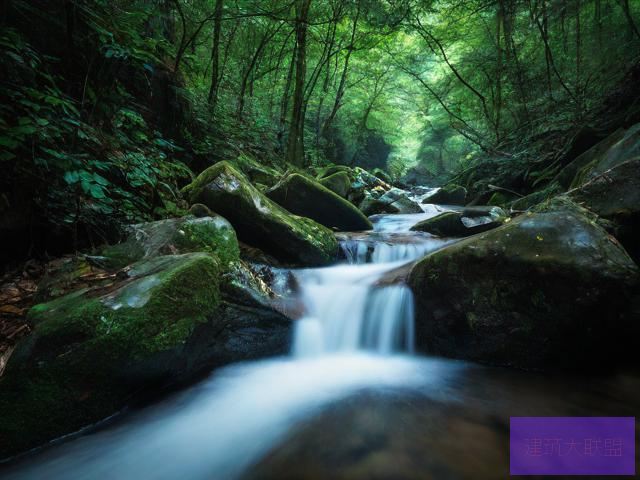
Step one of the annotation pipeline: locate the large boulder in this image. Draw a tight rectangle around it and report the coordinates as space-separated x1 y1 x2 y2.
267 173 372 232
319 171 351 198
408 198 638 369
410 208 506 237
0 252 291 458
422 184 467 205
183 162 337 266
232 153 283 187
98 215 239 270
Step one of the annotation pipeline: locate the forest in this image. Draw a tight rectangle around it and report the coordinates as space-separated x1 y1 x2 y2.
0 0 639 478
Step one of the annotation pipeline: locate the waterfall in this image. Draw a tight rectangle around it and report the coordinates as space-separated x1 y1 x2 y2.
292 234 431 357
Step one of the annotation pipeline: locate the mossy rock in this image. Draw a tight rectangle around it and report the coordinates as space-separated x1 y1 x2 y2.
100 216 239 270
411 211 503 237
183 161 337 266
408 198 638 369
319 171 351 198
316 164 355 181
231 153 283 187
554 123 640 189
371 168 392 184
267 173 372 232
421 184 467 205
0 253 222 457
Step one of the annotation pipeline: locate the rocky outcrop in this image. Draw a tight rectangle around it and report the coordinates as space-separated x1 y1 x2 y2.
183 162 338 266
409 198 638 369
267 173 372 232
421 184 467 205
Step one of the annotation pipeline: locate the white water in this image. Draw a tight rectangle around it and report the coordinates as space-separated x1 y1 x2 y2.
3 211 453 480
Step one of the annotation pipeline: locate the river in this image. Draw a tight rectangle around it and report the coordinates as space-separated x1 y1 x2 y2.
2 208 638 479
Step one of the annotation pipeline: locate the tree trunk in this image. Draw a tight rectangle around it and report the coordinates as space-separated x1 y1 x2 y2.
207 0 224 110
321 0 360 137
285 0 312 167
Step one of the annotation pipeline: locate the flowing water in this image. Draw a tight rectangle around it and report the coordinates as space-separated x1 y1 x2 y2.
3 208 639 479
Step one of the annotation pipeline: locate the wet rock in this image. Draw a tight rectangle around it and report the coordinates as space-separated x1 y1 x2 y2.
100 215 239 270
319 171 351 198
410 210 504 237
421 184 467 205
359 194 399 216
409 198 639 369
267 173 372 232
377 188 422 214
316 164 355 181
0 252 292 458
183 162 337 266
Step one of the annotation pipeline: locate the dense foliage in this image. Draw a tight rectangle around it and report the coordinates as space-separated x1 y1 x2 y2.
1 0 638 260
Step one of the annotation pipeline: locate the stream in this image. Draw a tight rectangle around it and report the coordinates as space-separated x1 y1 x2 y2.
2 208 639 479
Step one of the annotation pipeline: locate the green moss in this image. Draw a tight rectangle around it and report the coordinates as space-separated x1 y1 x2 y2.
319 171 351 198
0 253 221 457
184 162 338 265
174 216 239 268
268 173 373 231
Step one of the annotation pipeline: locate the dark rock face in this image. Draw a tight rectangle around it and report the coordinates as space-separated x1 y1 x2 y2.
422 184 467 205
555 122 640 189
408 198 638 369
267 173 372 232
570 157 640 263
183 162 338 266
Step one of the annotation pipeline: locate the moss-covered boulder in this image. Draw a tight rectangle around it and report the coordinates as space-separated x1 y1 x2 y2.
99 215 239 270
267 173 372 232
231 153 283 187
422 184 467 205
319 171 351 198
316 164 355 181
410 209 505 237
408 198 638 369
183 162 337 265
0 253 222 456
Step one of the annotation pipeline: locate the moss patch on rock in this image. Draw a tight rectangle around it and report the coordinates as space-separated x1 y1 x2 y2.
408 198 638 369
267 173 372 232
319 171 351 198
100 216 239 270
0 253 221 458
183 162 337 265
